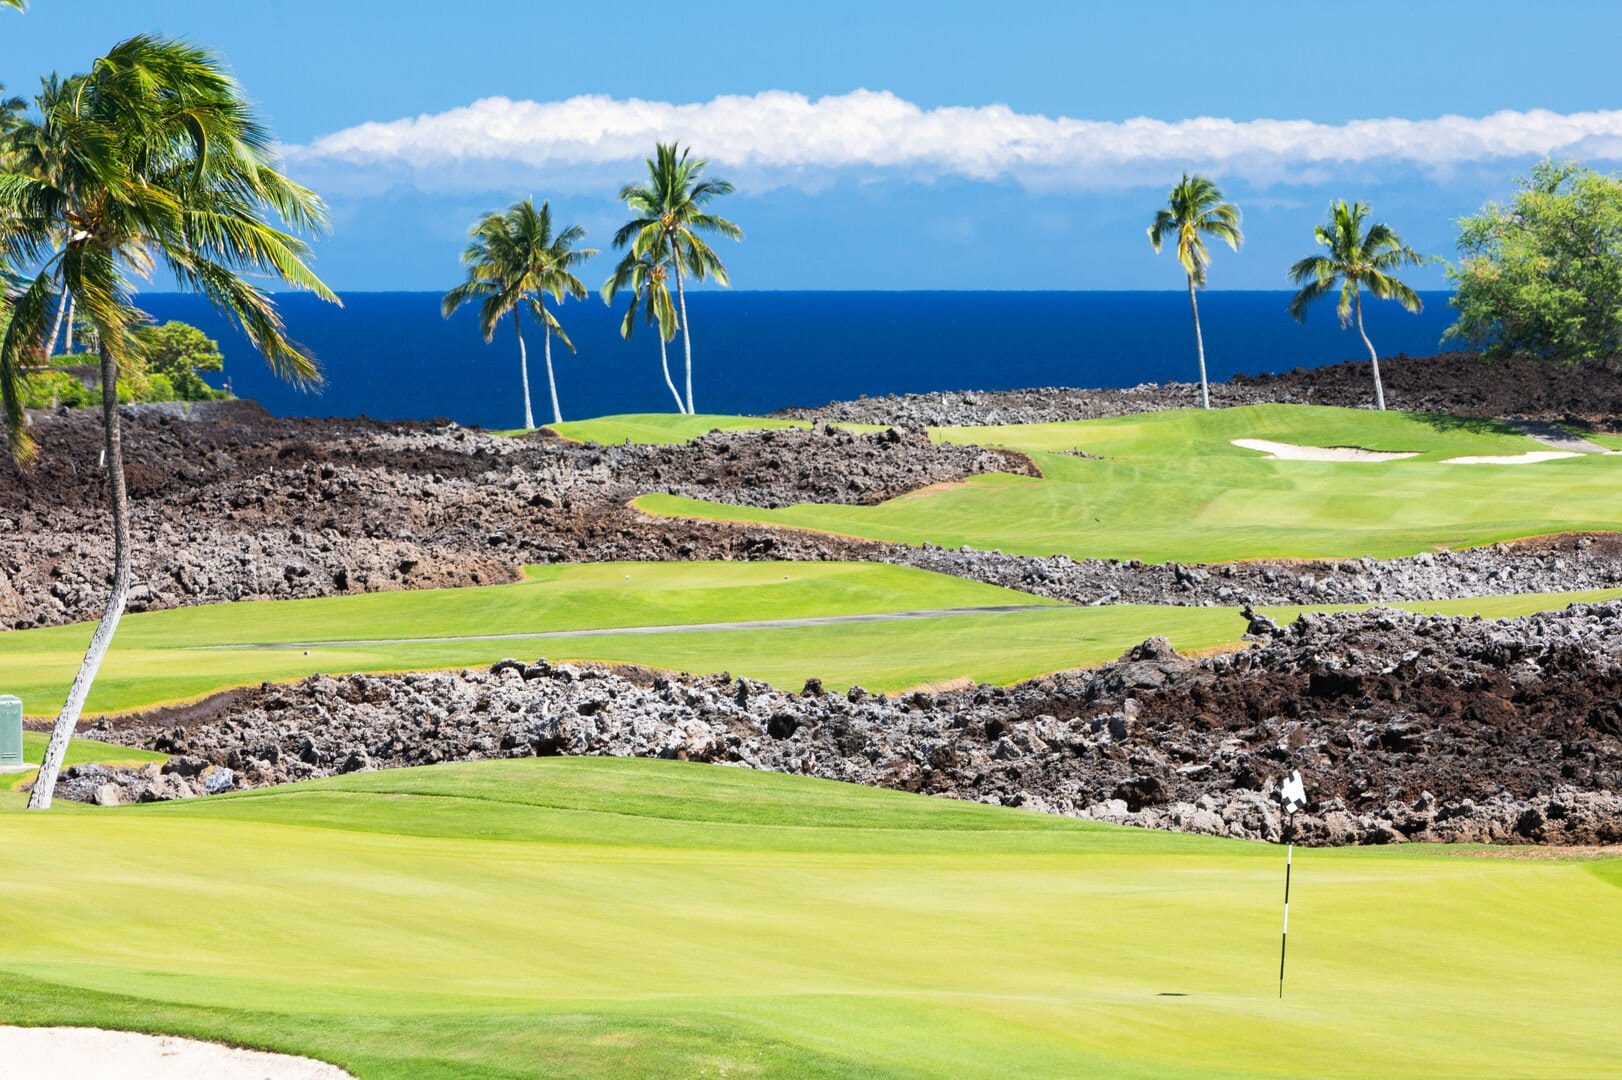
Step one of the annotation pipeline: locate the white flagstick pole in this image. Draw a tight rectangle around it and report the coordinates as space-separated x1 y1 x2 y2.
1278 838 1292 999
1277 769 1306 1000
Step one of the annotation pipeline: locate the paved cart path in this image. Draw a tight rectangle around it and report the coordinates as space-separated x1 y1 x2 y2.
1509 420 1611 454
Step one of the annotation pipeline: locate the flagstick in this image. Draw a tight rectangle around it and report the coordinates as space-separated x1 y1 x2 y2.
1278 832 1293 999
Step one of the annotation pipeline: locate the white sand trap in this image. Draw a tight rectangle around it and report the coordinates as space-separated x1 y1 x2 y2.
1442 451 1581 465
0 1026 353 1078
1231 438 1418 462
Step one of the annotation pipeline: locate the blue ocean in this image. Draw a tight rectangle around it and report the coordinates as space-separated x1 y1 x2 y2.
139 291 1463 429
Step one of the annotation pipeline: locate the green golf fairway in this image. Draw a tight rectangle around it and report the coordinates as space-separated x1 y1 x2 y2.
633 404 1622 562
1 758 1617 1078
2 556 1616 715
547 413 889 445
548 412 810 444
0 560 1059 715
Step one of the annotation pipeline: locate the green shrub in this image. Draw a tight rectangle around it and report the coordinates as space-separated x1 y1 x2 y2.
1447 162 1622 362
19 370 95 409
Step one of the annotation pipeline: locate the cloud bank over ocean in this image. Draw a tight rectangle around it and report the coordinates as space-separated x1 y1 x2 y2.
288 89 1622 194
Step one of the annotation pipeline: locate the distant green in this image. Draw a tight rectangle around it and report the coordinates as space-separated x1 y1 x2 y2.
548 412 808 444
637 404 1622 562
546 412 889 445
2 758 1618 1078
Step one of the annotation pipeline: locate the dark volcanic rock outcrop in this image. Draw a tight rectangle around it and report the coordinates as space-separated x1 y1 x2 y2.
75 603 1622 846
0 404 1024 628
778 352 1622 428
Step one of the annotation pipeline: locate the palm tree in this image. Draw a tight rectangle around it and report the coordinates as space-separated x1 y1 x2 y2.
602 242 683 413
442 199 595 428
10 74 84 356
1148 173 1242 409
0 35 339 809
1288 200 1424 411
1 1 25 11
611 143 741 414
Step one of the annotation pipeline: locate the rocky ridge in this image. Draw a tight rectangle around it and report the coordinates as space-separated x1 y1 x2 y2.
776 352 1622 428
67 603 1622 847
0 404 1022 628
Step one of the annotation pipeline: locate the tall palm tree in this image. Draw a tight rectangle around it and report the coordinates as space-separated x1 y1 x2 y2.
1287 200 1424 411
0 35 338 809
612 143 741 414
11 74 84 356
1148 174 1242 410
442 199 595 428
602 242 683 413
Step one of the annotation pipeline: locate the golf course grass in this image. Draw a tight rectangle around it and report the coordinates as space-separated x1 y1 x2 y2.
3 556 1616 717
628 404 1622 562
1 758 1617 1078
547 413 811 445
1577 429 1622 451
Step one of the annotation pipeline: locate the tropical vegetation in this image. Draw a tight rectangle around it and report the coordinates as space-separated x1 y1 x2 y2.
1287 200 1425 410
442 198 595 428
0 35 338 809
602 237 684 412
609 143 742 414
1148 173 1243 409
1446 161 1622 363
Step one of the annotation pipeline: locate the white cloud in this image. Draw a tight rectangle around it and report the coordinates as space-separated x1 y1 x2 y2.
286 89 1622 194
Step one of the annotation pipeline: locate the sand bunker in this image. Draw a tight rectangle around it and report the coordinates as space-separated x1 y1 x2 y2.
1442 451 1582 465
0 1027 353 1079
1231 438 1419 462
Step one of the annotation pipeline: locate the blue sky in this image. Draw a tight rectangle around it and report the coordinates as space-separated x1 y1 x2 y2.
4 0 1620 290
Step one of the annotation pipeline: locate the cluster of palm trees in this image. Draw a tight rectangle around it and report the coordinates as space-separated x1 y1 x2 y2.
1150 174 1425 411
0 35 339 808
442 143 742 428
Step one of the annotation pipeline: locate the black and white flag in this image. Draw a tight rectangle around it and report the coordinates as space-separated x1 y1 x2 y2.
1280 769 1307 815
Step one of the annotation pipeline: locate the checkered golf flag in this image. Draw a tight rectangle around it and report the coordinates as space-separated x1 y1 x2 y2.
1280 770 1307 815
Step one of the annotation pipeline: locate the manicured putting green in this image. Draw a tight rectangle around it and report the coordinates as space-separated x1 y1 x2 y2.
2 758 1618 1078
634 404 1622 562
2 554 1615 716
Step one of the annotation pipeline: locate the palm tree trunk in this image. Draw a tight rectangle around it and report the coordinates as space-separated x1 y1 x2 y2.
1353 287 1386 411
672 252 695 415
658 330 683 413
542 313 562 426
514 310 535 430
1187 274 1210 410
62 295 75 354
46 289 70 355
27 341 131 810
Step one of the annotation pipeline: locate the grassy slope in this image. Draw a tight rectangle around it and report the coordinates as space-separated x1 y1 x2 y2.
0 561 1054 716
3 564 1616 714
636 404 1622 562
2 758 1618 1079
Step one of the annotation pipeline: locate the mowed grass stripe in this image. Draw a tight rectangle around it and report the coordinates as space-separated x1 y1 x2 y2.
2 561 1617 715
2 758 1619 1078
